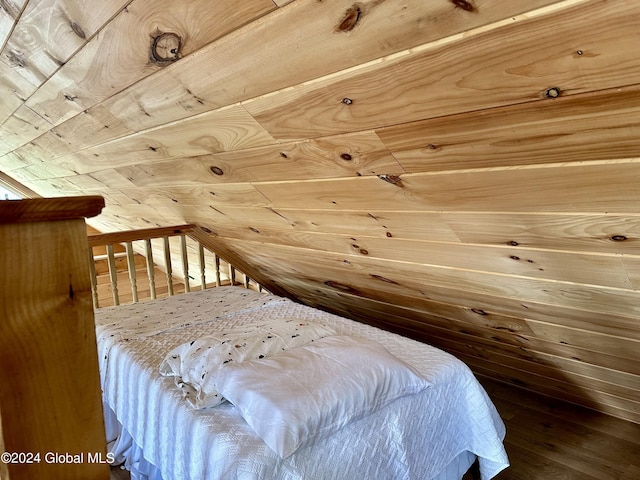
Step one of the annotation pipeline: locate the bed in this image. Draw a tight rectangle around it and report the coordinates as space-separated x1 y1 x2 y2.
95 286 509 480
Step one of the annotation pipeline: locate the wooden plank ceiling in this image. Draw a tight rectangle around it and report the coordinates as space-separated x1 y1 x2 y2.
1 0 639 423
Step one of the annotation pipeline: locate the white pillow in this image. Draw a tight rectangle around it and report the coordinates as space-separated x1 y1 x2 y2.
159 318 335 408
215 335 430 458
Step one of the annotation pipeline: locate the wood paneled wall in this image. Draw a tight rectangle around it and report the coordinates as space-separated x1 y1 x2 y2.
1 0 639 423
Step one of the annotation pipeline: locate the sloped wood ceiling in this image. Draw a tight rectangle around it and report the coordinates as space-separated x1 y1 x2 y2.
1 0 639 423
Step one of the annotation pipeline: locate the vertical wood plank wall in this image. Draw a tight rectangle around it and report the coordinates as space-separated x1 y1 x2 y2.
0 0 639 423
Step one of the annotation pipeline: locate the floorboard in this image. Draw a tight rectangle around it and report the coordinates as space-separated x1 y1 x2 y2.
109 376 640 479
469 376 640 480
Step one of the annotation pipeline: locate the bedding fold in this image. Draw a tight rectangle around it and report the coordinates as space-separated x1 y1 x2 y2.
159 318 335 408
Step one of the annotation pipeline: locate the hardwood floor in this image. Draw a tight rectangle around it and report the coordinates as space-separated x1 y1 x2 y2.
110 377 640 480
471 376 640 480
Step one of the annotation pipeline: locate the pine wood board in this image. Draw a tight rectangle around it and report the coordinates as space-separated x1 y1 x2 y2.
238 207 461 242
254 161 640 213
189 206 640 255
0 0 130 123
395 322 640 404
376 85 640 172
191 207 462 243
209 224 632 289
20 0 562 158
9 173 76 194
18 159 78 180
0 0 26 47
229 239 640 322
142 222 640 340
0 151 32 171
109 184 271 208
619 259 640 290
444 212 640 255
30 106 138 161
0 105 51 156
0 62 32 120
245 0 640 140
63 131 403 181
59 105 277 174
445 332 640 397
23 0 276 126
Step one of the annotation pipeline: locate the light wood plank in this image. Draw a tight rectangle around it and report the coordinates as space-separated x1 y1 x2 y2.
112 183 271 208
0 0 130 122
207 225 632 289
376 85 640 172
230 239 640 325
0 0 26 48
0 105 49 156
125 242 139 302
210 207 640 255
62 105 276 173
444 212 640 255
79 131 403 181
21 0 561 156
24 0 276 126
245 0 640 139
254 161 640 213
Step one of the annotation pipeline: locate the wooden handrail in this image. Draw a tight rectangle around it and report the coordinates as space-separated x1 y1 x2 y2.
87 224 195 247
87 224 262 308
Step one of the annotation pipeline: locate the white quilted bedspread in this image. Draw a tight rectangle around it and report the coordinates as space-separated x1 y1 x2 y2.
95 287 509 480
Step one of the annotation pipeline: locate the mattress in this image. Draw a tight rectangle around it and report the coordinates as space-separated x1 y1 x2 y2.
95 287 509 480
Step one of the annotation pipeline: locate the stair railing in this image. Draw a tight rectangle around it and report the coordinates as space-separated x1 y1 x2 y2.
87 224 262 309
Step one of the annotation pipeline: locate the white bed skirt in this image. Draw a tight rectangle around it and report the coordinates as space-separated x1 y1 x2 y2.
105 402 476 480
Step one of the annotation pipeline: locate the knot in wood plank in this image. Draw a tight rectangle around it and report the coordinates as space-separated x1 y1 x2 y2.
151 32 182 64
451 0 476 12
336 4 363 33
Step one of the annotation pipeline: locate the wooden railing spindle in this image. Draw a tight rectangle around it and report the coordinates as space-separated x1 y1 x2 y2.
145 239 157 300
106 244 120 306
198 243 207 290
163 236 174 296
87 224 265 307
214 253 221 287
125 241 139 303
88 247 100 309
229 264 236 286
180 235 190 293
